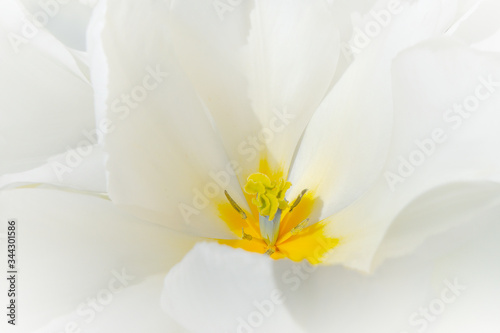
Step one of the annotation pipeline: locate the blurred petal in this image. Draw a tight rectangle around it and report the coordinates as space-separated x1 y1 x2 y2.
471 29 500 53
162 242 304 333
340 0 459 65
321 39 500 271
325 0 376 82
273 248 433 333
91 0 248 238
35 274 189 333
0 188 196 332
273 213 500 333
458 0 500 53
448 0 500 47
18 0 97 50
423 217 500 332
169 0 340 178
0 0 96 176
373 182 500 268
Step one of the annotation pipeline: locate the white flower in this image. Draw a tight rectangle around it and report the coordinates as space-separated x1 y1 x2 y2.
1 0 500 332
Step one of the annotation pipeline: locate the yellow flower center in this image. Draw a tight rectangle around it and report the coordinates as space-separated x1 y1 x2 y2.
218 162 338 264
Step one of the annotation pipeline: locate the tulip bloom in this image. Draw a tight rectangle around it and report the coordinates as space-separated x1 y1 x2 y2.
1 0 500 332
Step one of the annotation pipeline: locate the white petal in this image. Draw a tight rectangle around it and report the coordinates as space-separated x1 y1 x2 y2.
18 0 96 50
447 0 500 46
169 0 340 177
322 39 500 271
162 242 304 333
272 216 500 333
325 0 377 83
244 0 340 175
91 0 248 238
0 0 95 176
373 182 500 268
168 0 259 180
273 251 433 332
286 44 393 223
288 0 465 222
0 188 196 332
423 218 500 332
332 0 478 80
343 0 458 64
472 28 500 53
455 0 500 53
0 145 106 192
34 274 189 333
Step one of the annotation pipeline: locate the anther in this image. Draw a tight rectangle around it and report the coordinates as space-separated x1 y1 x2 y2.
289 189 308 213
290 218 311 235
224 190 247 219
242 228 253 241
265 247 276 256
